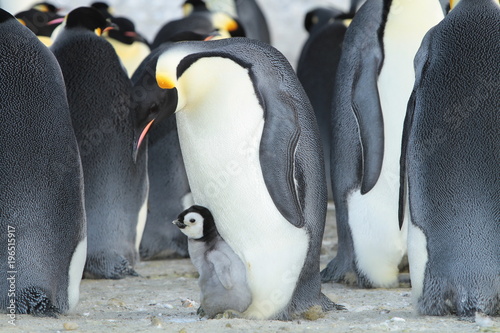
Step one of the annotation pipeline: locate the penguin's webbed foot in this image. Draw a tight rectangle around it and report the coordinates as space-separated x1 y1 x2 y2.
320 293 347 312
321 256 374 288
16 287 60 317
320 256 358 285
213 309 244 319
84 253 138 279
197 306 205 317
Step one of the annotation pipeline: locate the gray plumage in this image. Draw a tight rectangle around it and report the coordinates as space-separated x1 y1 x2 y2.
400 0 499 317
0 9 86 315
321 0 388 287
50 7 148 279
174 206 251 318
296 7 351 200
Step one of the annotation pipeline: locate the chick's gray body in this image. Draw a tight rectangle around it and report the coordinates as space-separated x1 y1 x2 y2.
190 237 251 317
176 206 252 318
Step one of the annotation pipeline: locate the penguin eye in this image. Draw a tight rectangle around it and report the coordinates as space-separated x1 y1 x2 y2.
149 103 159 114
189 218 196 223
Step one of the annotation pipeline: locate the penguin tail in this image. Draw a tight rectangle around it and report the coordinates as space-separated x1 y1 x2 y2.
16 287 60 317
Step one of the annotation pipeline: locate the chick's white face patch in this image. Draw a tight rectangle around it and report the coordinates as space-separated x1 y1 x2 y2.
180 212 204 239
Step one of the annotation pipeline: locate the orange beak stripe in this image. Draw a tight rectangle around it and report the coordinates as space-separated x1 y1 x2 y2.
156 73 176 89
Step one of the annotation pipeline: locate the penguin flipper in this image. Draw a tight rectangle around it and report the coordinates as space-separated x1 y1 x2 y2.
398 32 432 229
352 53 384 194
259 93 305 228
206 250 234 290
398 90 416 229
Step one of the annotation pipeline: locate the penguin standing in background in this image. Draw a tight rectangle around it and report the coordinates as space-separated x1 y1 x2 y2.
151 1 244 49
400 0 499 317
321 0 444 288
132 45 191 260
201 0 271 43
296 7 352 200
103 17 151 77
0 9 86 315
51 7 149 279
135 38 343 319
173 205 252 318
15 2 63 46
90 2 151 78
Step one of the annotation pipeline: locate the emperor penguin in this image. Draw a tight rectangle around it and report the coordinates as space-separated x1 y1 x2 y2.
150 2 244 49
197 0 271 43
15 2 63 46
296 7 353 200
131 44 191 259
0 9 86 315
321 0 444 288
135 38 341 319
173 205 252 318
89 2 151 78
400 0 499 317
103 17 151 78
50 7 149 279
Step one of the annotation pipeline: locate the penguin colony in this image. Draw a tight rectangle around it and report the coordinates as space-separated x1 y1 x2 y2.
0 0 498 322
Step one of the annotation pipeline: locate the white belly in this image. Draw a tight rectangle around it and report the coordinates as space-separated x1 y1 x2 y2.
67 237 87 312
348 0 443 287
175 71 308 318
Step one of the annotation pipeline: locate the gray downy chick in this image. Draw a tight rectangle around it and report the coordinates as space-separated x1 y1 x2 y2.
173 205 252 318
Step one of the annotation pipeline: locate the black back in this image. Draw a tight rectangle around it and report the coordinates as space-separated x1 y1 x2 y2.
297 7 351 200
15 5 62 37
400 0 499 316
50 7 148 279
0 10 85 315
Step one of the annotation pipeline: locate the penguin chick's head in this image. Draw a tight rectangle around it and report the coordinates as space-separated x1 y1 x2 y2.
65 6 115 36
173 205 217 241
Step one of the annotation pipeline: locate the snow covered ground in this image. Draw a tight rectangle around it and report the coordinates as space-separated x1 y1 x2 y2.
1 0 351 68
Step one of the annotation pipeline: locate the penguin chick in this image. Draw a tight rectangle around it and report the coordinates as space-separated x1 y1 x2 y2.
173 205 252 318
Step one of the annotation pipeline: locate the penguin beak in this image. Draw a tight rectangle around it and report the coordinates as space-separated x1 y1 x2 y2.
156 73 176 90
173 219 187 229
48 17 64 26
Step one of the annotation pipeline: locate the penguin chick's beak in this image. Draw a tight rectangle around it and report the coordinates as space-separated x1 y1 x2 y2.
173 219 187 229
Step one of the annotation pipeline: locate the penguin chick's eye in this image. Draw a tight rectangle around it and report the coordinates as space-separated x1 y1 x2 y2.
189 219 196 223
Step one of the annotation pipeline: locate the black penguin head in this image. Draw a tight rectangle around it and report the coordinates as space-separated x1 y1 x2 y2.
304 7 345 33
32 2 59 13
173 205 217 241
65 6 115 36
15 4 63 36
132 53 178 162
90 2 113 19
105 17 149 45
0 8 15 24
183 0 209 16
